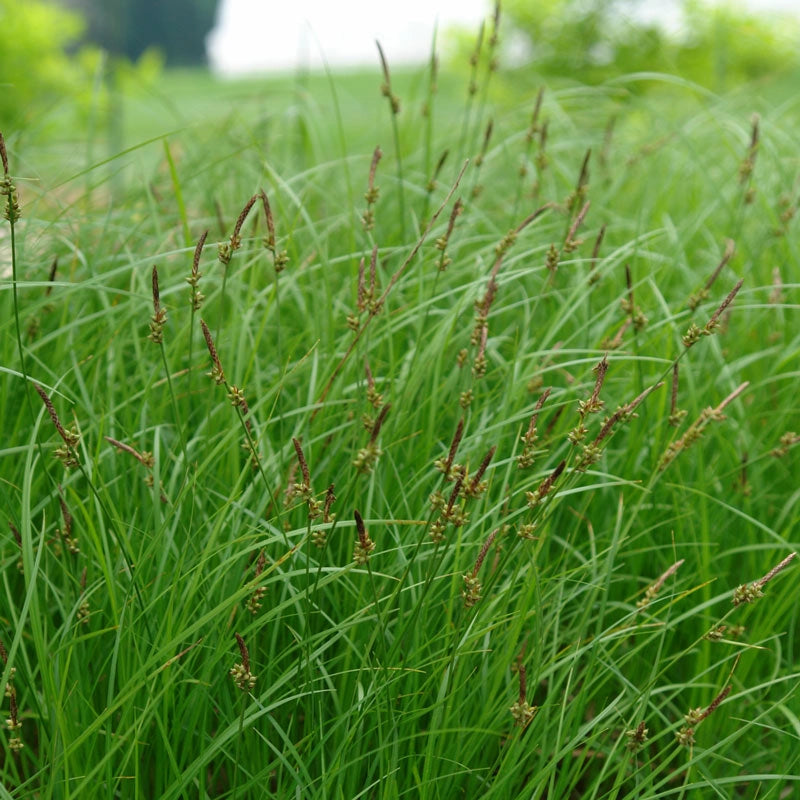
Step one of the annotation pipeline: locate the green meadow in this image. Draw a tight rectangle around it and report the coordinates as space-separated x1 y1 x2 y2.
2 26 800 800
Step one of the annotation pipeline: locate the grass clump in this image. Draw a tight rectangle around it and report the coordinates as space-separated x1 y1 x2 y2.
1 19 800 798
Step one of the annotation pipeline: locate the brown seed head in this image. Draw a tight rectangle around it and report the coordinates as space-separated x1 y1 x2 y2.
45 256 58 295
520 389 552 451
467 446 496 496
472 528 498 577
441 417 464 477
0 132 8 175
199 319 225 383
446 474 464 515
702 685 731 721
192 230 208 277
587 355 608 408
591 224 606 261
323 483 336 522
626 720 649 751
749 114 760 151
232 194 257 242
292 437 311 487
9 521 21 549
509 653 536 728
542 459 566 493
9 689 19 724
367 146 382 194
530 88 544 133
34 385 72 444
259 191 275 250
469 21 485 67
577 148 591 191
706 279 744 332
357 256 367 310
104 437 154 468
670 362 680 416
151 265 161 313
58 486 72 537
480 119 494 159
637 559 685 609
704 239 735 292
376 39 392 85
565 200 590 249
368 244 378 295
353 509 376 563
539 120 548 152
517 658 527 704
757 551 797 589
234 632 250 673
431 149 449 185
441 196 463 246
370 403 391 445
354 509 367 543
530 388 551 430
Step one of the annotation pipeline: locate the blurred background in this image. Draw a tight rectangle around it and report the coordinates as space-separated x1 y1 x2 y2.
3 0 800 129
207 0 800 76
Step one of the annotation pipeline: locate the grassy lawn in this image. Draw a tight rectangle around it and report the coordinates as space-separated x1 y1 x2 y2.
2 45 800 798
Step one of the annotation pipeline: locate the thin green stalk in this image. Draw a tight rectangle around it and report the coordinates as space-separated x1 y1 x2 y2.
73 457 155 642
457 21 484 158
158 343 187 466
216 267 228 344
471 2 500 157
376 41 406 239
365 560 389 664
3 140 49 481
163 139 191 249
8 199 35 427
235 403 287 545
299 515 314 743
424 27 438 182
231 698 247 800
4 144 156 645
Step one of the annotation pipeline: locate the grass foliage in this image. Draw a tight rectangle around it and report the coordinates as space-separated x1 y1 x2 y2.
2 22 800 799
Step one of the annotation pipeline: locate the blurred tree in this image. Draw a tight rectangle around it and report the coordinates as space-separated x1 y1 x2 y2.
501 0 800 88
503 0 669 77
0 0 84 127
677 0 800 88
64 0 219 65
0 0 164 131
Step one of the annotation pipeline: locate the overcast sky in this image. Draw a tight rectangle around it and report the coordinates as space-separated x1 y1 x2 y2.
208 0 489 75
207 0 800 76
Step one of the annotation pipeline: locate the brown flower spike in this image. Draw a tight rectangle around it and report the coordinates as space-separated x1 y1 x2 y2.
148 265 167 344
230 633 256 691
526 459 566 509
353 509 376 565
462 529 497 607
218 194 257 266
732 552 796 606
434 417 465 480
509 653 536 728
637 559 685 610
186 230 208 310
35 384 80 468
200 319 225 384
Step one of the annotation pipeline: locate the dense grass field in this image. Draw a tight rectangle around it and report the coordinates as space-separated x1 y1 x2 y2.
2 40 800 799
